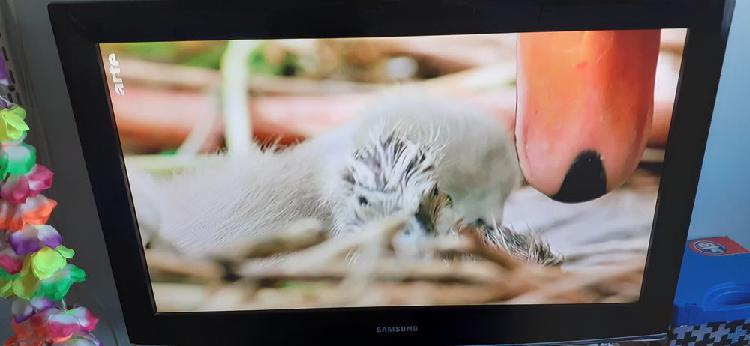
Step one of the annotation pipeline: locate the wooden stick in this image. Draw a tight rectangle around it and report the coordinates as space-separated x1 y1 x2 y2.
269 214 409 272
238 259 504 284
145 213 646 309
145 250 223 282
208 218 329 261
506 261 645 304
117 58 383 95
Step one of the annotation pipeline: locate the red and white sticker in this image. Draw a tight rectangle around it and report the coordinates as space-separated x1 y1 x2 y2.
688 237 750 256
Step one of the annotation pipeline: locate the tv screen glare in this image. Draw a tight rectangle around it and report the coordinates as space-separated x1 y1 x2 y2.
47 1 733 344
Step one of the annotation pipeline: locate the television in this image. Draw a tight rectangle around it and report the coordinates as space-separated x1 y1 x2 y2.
47 0 734 344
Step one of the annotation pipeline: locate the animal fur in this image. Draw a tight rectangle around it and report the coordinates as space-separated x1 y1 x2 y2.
343 93 521 226
129 92 523 259
328 131 439 235
480 222 564 266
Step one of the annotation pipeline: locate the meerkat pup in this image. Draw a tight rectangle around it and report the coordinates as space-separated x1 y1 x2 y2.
128 92 523 260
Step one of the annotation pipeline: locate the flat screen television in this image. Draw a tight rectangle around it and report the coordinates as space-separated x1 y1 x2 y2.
48 0 734 344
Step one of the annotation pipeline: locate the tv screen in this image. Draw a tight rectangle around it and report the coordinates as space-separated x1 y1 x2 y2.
47 1 733 344
100 30 685 312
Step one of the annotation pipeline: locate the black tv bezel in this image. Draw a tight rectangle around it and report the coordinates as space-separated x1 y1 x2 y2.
47 0 734 345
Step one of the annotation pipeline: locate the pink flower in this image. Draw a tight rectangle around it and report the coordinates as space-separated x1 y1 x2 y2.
1 164 53 204
0 233 22 274
45 306 99 343
11 297 54 323
6 306 100 346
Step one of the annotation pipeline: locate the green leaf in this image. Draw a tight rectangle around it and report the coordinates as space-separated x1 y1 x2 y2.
55 245 76 259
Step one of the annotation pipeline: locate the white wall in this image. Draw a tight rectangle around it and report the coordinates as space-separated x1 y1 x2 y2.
687 0 750 248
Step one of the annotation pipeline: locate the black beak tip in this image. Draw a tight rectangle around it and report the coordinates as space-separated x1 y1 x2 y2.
551 150 607 203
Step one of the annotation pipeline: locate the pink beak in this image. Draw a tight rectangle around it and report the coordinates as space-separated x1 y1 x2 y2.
516 30 661 202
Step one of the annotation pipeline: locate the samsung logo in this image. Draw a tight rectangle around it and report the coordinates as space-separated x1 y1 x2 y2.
108 53 125 95
376 325 419 334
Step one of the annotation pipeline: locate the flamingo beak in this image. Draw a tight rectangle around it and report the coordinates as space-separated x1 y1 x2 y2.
515 30 661 202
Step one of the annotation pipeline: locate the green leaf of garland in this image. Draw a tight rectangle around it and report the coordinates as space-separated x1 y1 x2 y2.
11 269 38 300
0 143 36 179
0 270 14 298
0 106 29 142
10 259 38 300
56 245 75 259
4 109 29 130
35 264 87 301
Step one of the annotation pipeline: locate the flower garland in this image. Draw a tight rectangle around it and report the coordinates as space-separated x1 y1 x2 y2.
0 104 100 345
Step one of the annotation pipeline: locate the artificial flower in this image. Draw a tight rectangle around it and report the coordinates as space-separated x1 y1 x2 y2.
52 331 102 346
13 259 40 300
2 164 54 204
0 269 16 297
0 244 73 300
9 225 63 256
0 106 29 142
0 141 36 180
30 247 69 281
0 194 57 231
0 259 39 300
0 233 22 274
11 296 54 323
35 264 86 301
5 315 45 346
46 307 99 342
0 105 98 344
5 306 99 346
0 249 80 300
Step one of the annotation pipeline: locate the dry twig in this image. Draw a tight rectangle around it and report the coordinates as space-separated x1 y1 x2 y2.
145 216 645 310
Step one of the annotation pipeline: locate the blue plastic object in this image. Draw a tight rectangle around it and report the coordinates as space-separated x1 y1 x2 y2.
673 237 750 325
